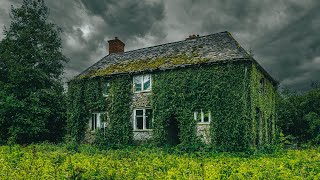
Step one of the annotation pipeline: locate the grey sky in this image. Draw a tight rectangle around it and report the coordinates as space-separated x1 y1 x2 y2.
0 0 319 91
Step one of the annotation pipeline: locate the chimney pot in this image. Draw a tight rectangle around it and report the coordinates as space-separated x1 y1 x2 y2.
107 37 125 54
186 34 200 40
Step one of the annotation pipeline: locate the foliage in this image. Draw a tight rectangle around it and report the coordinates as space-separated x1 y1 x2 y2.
105 76 133 146
67 76 132 146
0 144 319 179
152 62 276 151
68 60 276 151
277 88 320 145
249 64 277 147
0 0 68 144
66 78 105 143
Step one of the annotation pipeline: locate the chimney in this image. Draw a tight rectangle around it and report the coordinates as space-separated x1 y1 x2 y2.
107 37 125 54
185 34 199 40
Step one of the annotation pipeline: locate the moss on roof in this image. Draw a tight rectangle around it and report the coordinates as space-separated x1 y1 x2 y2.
79 53 210 78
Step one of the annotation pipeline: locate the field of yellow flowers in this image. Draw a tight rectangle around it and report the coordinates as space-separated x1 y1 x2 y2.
0 144 319 179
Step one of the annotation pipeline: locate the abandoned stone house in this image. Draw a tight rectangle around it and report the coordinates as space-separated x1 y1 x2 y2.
71 31 277 149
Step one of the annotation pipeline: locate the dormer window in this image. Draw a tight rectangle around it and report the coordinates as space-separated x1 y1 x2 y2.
133 74 151 92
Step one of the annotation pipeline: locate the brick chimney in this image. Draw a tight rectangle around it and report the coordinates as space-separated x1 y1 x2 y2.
107 37 125 54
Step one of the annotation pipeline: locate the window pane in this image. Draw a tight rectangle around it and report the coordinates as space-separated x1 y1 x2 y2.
103 81 110 96
143 75 151 90
94 114 97 130
204 111 210 122
136 109 143 116
145 109 152 129
136 117 143 129
133 76 142 92
197 111 201 122
100 113 106 122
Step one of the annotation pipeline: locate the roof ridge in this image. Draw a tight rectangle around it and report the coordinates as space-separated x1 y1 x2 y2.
75 31 230 78
100 31 230 59
122 31 229 54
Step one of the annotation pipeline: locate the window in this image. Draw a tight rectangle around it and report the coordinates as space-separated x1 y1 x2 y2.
194 109 211 124
102 81 110 97
260 78 265 95
134 108 153 130
133 74 151 92
90 112 107 131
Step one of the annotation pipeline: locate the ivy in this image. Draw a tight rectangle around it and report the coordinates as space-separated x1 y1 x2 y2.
67 60 276 151
249 64 277 147
66 80 88 143
106 76 133 146
151 62 252 151
67 76 133 146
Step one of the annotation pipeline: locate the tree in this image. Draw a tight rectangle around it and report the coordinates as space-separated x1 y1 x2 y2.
277 87 320 145
0 0 68 144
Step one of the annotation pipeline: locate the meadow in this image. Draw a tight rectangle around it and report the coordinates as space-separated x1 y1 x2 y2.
0 144 319 179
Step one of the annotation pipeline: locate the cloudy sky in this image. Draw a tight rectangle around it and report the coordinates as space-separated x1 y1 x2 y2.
1 0 319 91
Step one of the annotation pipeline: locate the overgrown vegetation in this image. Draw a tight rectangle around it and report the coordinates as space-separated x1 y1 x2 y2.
277 87 320 145
0 0 68 144
81 52 208 78
0 144 319 179
67 76 133 146
67 61 277 151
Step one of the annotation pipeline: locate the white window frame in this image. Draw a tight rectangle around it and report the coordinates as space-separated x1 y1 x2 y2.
133 74 152 93
90 112 107 131
194 109 211 124
133 108 153 131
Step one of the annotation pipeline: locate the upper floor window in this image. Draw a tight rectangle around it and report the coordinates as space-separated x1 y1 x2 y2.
90 112 107 131
194 109 211 124
134 108 153 130
133 74 151 92
260 78 265 95
102 81 110 97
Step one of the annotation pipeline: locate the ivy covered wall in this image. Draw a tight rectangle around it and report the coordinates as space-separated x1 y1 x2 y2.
66 60 277 151
152 62 251 151
67 76 132 145
249 64 277 147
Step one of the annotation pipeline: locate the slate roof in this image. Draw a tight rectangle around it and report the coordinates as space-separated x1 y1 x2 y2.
77 31 277 85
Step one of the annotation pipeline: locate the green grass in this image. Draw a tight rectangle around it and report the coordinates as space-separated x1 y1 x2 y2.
0 144 319 179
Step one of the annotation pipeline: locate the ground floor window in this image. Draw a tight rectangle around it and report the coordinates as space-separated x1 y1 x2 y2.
194 109 211 124
90 112 107 131
134 108 153 130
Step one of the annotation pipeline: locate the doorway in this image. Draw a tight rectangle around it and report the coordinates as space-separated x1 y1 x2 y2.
166 115 180 146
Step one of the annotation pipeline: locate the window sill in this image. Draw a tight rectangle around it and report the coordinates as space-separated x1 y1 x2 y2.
197 122 210 125
133 90 152 94
133 129 153 132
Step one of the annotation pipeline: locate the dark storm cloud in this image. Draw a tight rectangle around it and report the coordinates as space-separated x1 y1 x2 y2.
165 0 319 91
253 2 320 91
0 0 319 91
46 0 165 81
80 0 165 38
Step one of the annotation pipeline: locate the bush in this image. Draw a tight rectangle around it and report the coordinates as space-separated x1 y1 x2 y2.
0 144 319 179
